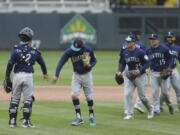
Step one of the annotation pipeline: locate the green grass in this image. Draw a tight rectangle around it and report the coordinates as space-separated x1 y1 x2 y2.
0 50 179 86
0 101 180 135
0 50 119 86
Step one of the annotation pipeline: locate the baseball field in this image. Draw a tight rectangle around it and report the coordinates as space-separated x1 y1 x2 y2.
0 50 180 135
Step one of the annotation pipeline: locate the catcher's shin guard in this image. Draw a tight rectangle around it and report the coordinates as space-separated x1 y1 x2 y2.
23 101 32 120
9 102 19 125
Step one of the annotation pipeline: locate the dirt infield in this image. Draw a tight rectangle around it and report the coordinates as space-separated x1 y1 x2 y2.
0 86 177 103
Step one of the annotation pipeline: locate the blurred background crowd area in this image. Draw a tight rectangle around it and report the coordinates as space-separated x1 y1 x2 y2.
110 0 179 8
0 0 180 50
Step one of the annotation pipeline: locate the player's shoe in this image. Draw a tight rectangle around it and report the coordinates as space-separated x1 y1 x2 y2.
89 118 96 126
168 105 174 114
9 118 17 128
154 111 160 116
134 105 145 113
123 114 134 120
22 119 35 128
160 106 164 113
147 108 154 119
71 118 84 126
124 110 128 114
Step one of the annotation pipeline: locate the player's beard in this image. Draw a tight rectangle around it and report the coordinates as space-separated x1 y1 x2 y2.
167 40 174 46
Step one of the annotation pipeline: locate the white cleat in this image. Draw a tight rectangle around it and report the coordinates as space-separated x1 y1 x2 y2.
134 105 145 113
147 109 154 119
124 110 128 115
124 115 134 120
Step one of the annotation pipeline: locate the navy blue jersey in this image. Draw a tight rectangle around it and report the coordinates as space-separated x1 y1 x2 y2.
6 45 47 78
161 43 180 69
55 45 97 77
146 44 173 71
119 47 149 74
119 40 146 64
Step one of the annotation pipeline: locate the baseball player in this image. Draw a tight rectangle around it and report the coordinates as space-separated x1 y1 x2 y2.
5 27 48 128
160 32 180 113
117 35 153 120
52 39 97 126
120 30 146 114
146 33 173 115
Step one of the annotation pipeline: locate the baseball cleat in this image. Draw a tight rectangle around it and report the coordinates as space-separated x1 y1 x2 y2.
154 111 160 116
160 106 164 113
89 118 96 126
124 110 128 115
9 123 17 128
168 105 174 114
147 108 154 119
123 114 134 120
71 118 84 126
9 118 17 128
134 105 145 113
22 119 35 128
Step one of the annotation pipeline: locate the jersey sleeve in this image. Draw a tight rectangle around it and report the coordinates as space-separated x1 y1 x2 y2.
118 52 126 72
178 47 180 62
5 50 17 78
36 52 47 75
164 48 173 69
89 49 97 68
55 49 71 77
139 51 150 74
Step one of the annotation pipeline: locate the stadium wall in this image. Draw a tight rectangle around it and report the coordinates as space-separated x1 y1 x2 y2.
0 11 180 50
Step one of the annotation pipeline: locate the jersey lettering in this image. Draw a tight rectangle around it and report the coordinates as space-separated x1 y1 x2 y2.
148 53 164 60
125 57 140 63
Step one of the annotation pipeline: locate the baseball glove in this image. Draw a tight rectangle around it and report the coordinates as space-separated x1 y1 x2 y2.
82 52 91 67
115 73 124 85
160 68 172 80
3 78 12 93
126 70 140 81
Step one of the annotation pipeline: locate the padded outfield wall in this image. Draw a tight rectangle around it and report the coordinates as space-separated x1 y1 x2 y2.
0 11 180 50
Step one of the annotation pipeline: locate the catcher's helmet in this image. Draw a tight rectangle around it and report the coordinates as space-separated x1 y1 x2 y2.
71 39 84 51
18 27 34 42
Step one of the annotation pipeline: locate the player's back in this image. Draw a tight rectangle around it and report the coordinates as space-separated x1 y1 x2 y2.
12 45 41 73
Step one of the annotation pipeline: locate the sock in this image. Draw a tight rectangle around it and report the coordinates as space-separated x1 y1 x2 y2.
87 100 94 118
72 99 81 118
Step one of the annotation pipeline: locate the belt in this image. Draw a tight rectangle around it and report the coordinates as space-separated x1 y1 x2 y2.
152 69 162 72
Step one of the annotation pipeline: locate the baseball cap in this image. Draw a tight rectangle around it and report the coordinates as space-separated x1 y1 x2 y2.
71 39 84 51
125 35 136 42
166 32 175 38
149 34 159 40
130 30 141 35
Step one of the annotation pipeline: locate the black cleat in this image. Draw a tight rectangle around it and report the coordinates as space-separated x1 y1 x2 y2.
22 119 35 128
168 106 174 114
160 106 164 113
154 111 160 116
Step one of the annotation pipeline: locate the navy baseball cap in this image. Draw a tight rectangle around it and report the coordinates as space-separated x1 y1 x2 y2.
125 35 136 42
149 34 159 40
71 39 84 51
130 30 141 35
166 32 175 38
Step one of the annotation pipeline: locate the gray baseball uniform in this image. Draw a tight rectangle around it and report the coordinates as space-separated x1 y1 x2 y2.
146 35 173 114
6 27 47 127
